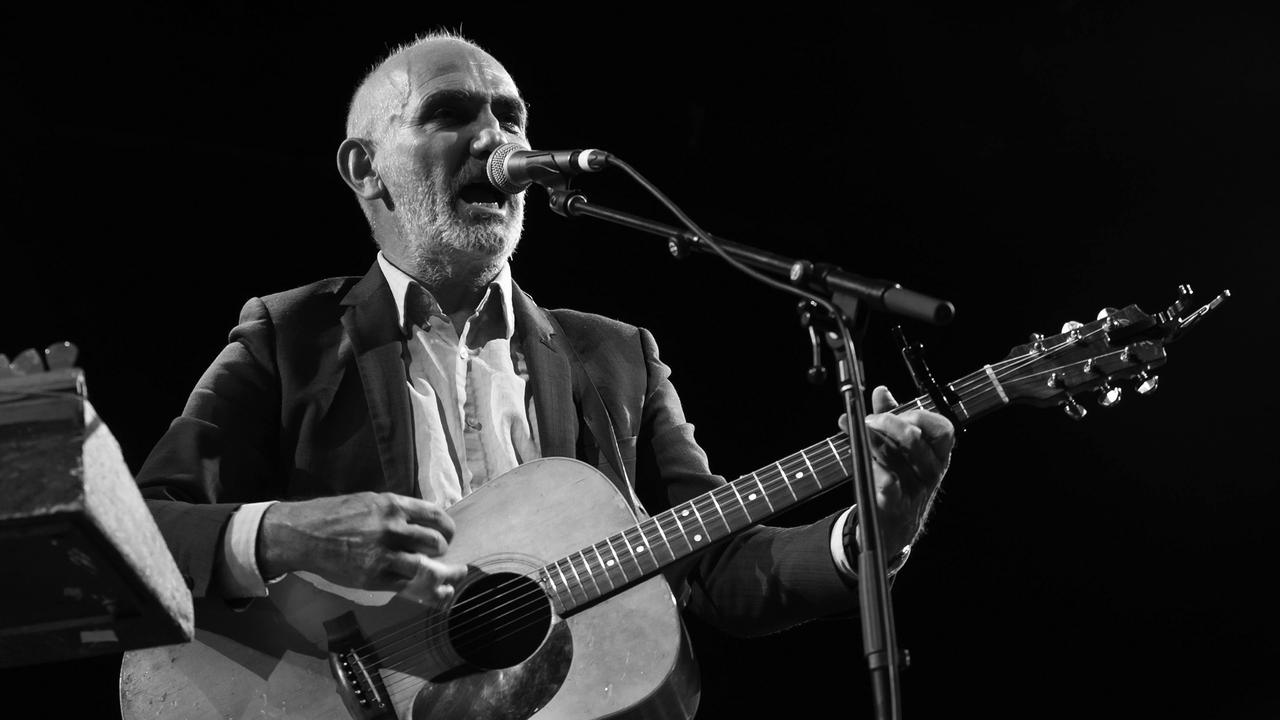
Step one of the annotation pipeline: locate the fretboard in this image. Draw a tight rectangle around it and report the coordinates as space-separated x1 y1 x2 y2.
538 365 1010 615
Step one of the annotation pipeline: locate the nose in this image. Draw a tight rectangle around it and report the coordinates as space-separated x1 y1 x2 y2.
469 107 513 160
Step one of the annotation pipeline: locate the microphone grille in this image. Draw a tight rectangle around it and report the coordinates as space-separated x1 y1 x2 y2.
486 143 526 194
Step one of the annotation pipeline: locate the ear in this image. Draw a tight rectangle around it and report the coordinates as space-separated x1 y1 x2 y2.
336 138 384 200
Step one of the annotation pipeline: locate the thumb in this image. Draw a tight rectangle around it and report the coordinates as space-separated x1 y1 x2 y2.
871 385 899 414
837 385 900 431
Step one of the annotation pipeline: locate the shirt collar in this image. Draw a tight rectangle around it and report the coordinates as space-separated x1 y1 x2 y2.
375 251 516 341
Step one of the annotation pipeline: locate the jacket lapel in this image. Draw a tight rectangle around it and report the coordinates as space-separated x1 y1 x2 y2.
512 282 631 491
340 262 416 496
512 283 578 460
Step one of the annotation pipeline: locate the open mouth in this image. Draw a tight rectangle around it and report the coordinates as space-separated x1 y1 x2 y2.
456 181 508 213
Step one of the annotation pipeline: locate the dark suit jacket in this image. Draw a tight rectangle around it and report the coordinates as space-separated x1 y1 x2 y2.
137 262 855 637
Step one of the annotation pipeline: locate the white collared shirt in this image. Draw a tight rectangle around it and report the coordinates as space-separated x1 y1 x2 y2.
377 252 541 505
217 254 540 597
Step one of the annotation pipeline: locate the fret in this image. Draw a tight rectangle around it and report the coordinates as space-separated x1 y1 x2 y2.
554 562 576 604
729 481 754 525
775 461 798 501
592 545 616 591
686 501 709 544
629 524 660 571
540 570 567 614
671 506 697 549
555 558 586 602
826 437 849 476
568 555 596 598
707 488 732 534
604 536 629 582
800 451 820 489
753 472 775 513
946 382 971 420
650 513 676 559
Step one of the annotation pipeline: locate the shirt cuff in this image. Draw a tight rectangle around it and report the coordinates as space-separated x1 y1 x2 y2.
829 506 912 580
218 501 278 598
830 507 857 578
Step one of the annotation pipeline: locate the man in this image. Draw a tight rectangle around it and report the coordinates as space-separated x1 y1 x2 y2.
138 29 951 664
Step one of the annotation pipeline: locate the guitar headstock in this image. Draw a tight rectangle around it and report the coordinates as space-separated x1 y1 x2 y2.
996 286 1229 419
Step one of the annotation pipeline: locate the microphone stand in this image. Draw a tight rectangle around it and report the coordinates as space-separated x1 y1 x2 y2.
542 183 954 720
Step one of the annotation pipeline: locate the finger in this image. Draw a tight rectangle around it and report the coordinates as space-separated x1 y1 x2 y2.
873 408 955 458
402 556 469 607
866 414 945 490
871 385 899 414
389 496 457 539
838 386 901 432
392 521 450 557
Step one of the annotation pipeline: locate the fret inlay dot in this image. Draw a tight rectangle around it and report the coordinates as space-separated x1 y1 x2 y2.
681 509 690 517
606 559 615 567
636 546 646 553
748 493 757 501
694 534 703 542
794 472 803 479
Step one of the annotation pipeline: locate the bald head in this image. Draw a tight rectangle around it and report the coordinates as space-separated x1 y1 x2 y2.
346 32 512 150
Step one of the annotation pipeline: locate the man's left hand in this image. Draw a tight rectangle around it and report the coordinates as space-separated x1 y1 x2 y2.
845 385 956 556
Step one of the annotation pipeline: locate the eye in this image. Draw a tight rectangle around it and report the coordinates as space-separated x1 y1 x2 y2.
500 115 524 133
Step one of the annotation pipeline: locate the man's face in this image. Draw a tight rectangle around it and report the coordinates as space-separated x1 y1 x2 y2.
373 40 529 282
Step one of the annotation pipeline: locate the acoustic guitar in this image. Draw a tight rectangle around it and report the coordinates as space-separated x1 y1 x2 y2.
119 288 1227 720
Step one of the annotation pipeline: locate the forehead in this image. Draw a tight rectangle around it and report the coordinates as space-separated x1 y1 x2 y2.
391 40 521 103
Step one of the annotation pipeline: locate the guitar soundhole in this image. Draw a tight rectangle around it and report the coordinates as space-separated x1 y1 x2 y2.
448 571 551 670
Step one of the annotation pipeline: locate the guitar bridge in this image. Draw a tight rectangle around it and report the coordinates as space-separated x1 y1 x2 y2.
326 611 397 720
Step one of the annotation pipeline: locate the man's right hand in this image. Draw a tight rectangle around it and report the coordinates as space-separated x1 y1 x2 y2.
257 492 468 607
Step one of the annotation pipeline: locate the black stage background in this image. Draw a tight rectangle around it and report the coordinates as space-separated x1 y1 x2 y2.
2 3 1276 718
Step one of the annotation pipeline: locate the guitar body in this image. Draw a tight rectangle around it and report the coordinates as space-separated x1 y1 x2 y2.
120 458 700 720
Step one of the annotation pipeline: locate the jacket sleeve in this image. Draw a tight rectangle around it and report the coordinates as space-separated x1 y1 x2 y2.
135 298 282 598
634 327 857 637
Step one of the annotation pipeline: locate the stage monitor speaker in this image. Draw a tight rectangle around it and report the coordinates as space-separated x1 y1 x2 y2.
0 344 193 667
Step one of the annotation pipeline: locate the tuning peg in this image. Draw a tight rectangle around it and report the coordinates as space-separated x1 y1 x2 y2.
1029 332 1046 352
1096 307 1119 320
1060 320 1084 333
8 348 44 375
1135 370 1160 396
1062 395 1088 420
1097 383 1122 407
43 341 79 370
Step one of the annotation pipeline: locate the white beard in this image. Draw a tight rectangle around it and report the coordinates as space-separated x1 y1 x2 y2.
389 163 525 288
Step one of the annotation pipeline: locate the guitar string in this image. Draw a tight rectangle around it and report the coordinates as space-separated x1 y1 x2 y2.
353 441 846 663
371 447 860 696
360 335 1124 692
372 347 1128 701
352 332 1111 672
347 332 1110 671
363 410 911 667
369 447 853 674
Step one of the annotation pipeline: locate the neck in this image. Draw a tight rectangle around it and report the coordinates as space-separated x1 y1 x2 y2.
381 246 504 318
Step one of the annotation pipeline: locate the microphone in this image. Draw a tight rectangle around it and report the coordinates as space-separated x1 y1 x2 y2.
486 143 611 194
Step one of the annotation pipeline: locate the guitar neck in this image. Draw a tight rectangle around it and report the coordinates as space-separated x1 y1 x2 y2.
540 366 1010 614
